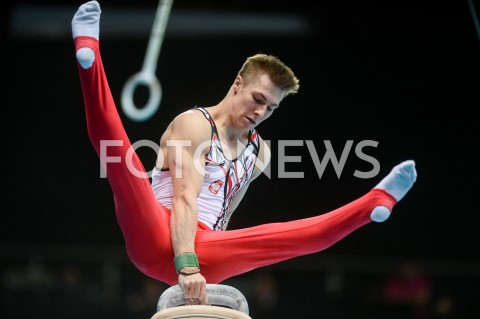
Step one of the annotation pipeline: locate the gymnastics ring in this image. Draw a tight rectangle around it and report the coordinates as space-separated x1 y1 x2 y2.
121 0 174 122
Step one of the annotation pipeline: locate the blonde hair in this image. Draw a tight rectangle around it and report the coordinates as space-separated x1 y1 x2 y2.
238 53 300 97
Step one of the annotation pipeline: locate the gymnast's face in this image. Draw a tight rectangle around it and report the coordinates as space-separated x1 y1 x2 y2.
231 73 284 130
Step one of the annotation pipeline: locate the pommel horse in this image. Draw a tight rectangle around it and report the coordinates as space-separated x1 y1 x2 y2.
151 284 252 319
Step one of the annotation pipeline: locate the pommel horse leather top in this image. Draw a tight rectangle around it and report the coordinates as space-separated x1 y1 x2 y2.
151 284 252 319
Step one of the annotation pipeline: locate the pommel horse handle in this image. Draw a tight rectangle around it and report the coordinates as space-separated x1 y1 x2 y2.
151 284 252 319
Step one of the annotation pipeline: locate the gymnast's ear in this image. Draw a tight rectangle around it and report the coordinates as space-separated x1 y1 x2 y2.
233 76 243 94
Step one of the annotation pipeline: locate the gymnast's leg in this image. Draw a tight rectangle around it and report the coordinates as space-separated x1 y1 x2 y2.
196 161 417 284
72 1 174 282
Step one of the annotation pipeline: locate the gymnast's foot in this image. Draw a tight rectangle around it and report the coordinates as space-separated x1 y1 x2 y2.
370 160 417 222
72 1 101 69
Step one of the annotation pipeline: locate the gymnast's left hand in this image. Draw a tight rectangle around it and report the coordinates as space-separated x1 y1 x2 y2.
179 272 208 305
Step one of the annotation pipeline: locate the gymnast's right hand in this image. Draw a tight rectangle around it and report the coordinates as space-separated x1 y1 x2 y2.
178 272 208 305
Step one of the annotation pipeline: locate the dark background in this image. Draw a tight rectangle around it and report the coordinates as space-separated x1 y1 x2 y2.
1 0 479 318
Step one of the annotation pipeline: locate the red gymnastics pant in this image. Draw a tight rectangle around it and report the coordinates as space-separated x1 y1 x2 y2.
74 37 397 286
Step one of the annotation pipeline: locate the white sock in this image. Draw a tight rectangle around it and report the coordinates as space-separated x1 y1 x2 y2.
375 160 417 201
370 206 392 223
72 1 101 40
72 1 101 69
370 160 417 222
76 47 95 69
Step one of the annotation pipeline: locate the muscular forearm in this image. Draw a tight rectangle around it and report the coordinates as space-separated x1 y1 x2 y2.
170 196 207 305
170 197 199 255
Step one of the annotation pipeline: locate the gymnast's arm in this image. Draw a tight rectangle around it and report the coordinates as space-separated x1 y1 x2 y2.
163 110 210 305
